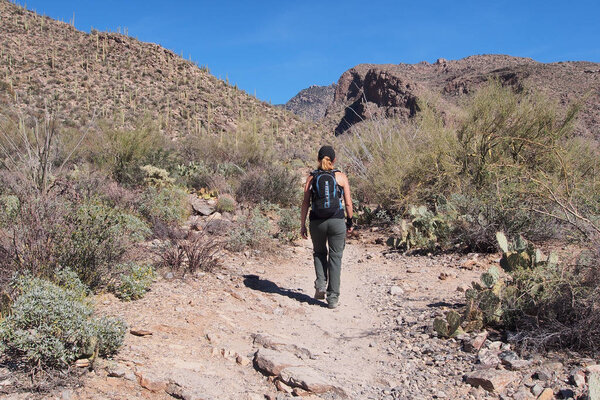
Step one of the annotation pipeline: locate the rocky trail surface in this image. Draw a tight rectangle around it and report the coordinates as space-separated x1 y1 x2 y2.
10 234 594 400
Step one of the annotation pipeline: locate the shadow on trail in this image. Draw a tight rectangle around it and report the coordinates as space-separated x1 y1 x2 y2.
243 274 326 307
427 301 464 309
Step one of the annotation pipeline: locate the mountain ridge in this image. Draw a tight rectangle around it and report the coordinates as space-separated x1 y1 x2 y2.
0 0 312 138
283 55 600 138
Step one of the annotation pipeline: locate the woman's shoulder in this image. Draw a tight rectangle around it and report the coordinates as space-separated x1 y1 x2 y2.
334 170 348 184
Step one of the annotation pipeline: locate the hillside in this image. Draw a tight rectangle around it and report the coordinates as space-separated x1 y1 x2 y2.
286 55 600 137
280 83 336 121
0 0 311 137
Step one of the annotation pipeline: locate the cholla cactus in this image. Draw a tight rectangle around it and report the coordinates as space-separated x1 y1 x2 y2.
140 164 174 187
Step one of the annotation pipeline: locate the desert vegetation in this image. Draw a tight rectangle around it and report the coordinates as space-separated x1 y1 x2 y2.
0 95 314 380
338 81 600 353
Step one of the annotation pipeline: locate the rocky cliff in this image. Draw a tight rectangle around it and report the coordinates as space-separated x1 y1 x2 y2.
320 55 600 137
281 84 337 121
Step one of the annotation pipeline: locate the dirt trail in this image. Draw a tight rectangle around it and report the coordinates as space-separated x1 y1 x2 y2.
44 235 494 400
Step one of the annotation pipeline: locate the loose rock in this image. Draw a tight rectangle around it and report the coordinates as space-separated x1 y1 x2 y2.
254 348 301 376
130 328 153 337
136 370 168 393
388 286 404 296
279 366 341 395
536 388 554 400
465 369 517 393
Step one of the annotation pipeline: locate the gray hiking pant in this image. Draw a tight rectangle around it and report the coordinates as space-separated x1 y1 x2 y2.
309 218 346 302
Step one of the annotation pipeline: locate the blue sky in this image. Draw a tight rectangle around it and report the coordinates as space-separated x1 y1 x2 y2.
20 0 600 104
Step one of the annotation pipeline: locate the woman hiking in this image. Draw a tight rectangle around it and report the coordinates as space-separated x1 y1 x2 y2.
300 145 353 309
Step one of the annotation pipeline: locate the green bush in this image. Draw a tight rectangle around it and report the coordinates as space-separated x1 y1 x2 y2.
0 275 126 368
339 103 459 208
95 316 127 357
0 194 19 226
54 267 89 300
228 207 271 251
216 194 236 213
59 201 151 289
86 121 169 185
138 185 189 228
277 207 300 242
113 263 156 301
236 165 300 207
340 83 592 250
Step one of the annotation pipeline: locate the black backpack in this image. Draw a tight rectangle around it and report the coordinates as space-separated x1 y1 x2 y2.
311 169 343 219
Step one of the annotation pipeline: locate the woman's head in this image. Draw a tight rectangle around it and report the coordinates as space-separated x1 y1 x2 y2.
317 145 335 171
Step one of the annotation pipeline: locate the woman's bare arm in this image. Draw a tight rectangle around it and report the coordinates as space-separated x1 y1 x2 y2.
336 172 353 221
300 175 313 239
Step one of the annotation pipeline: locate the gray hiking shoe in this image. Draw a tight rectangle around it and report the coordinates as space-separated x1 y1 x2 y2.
327 299 339 309
314 289 326 300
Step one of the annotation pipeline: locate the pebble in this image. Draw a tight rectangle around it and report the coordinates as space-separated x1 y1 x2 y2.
389 286 404 296
531 383 544 396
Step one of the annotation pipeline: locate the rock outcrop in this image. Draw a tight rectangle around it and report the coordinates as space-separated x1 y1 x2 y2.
281 83 337 121
320 55 600 137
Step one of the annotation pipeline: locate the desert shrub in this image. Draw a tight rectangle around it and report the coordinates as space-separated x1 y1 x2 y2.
228 207 271 251
175 161 215 191
182 117 276 168
277 207 300 242
0 115 67 194
216 194 236 213
0 194 19 226
58 201 150 289
179 233 220 274
95 316 127 357
138 185 189 230
236 165 300 207
113 263 155 301
0 194 69 279
0 274 126 369
54 267 89 300
86 121 168 185
340 83 591 249
456 81 577 189
339 104 459 208
156 228 220 276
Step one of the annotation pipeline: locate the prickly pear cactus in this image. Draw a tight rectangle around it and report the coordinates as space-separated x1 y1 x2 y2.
433 317 449 337
434 310 464 338
461 265 506 330
496 232 510 253
480 266 500 289
497 231 558 272
478 290 502 324
446 311 461 335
